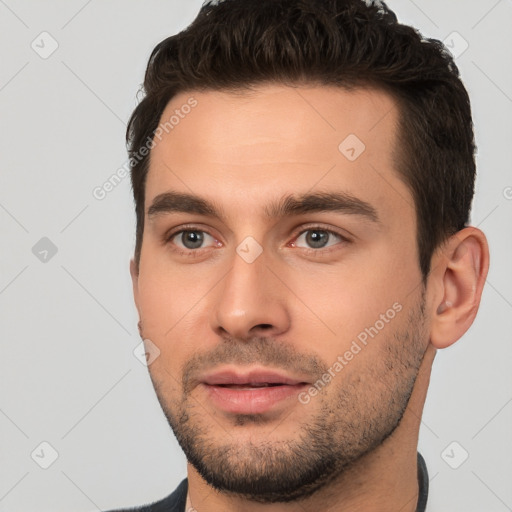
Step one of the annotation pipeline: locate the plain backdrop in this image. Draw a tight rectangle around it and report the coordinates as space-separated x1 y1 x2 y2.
0 1 511 511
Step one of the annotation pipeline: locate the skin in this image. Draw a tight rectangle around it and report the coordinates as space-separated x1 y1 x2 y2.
130 84 489 512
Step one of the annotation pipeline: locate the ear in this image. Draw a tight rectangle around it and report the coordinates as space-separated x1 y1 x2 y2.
130 258 140 316
429 227 489 349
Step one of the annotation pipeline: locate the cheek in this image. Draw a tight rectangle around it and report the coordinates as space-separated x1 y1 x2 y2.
287 251 413 347
136 266 215 368
136 267 190 349
138 276 171 328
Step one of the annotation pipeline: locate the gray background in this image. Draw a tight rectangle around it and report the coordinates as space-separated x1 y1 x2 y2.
0 1 511 510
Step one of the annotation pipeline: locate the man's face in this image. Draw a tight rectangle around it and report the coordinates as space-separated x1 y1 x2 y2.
131 85 430 502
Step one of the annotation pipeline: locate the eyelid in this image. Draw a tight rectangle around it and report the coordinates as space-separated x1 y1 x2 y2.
290 223 352 242
165 223 217 238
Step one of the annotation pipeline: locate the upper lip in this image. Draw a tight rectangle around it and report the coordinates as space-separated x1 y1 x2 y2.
201 367 308 386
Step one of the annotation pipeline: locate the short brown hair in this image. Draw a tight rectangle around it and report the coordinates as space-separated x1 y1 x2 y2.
127 0 476 280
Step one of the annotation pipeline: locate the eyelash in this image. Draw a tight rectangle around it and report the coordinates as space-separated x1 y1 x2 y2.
165 224 351 258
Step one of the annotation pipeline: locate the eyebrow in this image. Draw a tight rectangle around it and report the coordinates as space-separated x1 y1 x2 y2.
147 191 379 224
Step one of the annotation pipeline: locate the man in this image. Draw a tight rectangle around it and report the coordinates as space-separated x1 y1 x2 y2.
109 0 489 510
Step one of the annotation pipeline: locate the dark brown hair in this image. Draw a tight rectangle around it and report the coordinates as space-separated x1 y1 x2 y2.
127 0 476 280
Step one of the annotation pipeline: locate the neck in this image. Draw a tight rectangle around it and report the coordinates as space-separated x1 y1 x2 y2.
186 344 436 512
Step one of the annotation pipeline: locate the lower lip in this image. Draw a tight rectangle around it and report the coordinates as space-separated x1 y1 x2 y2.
201 383 308 414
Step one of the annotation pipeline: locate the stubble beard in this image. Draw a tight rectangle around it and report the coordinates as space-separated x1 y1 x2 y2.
148 293 428 504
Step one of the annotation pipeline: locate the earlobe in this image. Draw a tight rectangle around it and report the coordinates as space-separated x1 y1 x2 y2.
430 227 490 349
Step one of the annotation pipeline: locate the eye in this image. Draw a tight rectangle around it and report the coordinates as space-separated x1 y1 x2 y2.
168 229 219 252
291 228 348 250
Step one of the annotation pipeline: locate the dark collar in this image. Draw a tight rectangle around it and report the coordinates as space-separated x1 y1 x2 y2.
416 451 429 512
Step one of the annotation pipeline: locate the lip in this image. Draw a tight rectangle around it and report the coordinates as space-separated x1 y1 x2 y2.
200 367 309 415
202 368 307 386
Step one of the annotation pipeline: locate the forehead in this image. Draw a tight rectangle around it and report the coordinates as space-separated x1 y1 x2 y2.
153 84 397 159
145 84 412 224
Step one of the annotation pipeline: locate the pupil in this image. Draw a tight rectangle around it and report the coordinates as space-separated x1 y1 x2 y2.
183 231 203 249
307 230 328 248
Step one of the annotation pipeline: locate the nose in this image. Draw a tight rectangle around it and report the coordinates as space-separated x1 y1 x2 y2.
210 248 291 340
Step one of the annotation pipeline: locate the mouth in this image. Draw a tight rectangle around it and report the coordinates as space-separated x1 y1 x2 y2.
202 368 308 386
200 368 310 414
215 382 288 388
